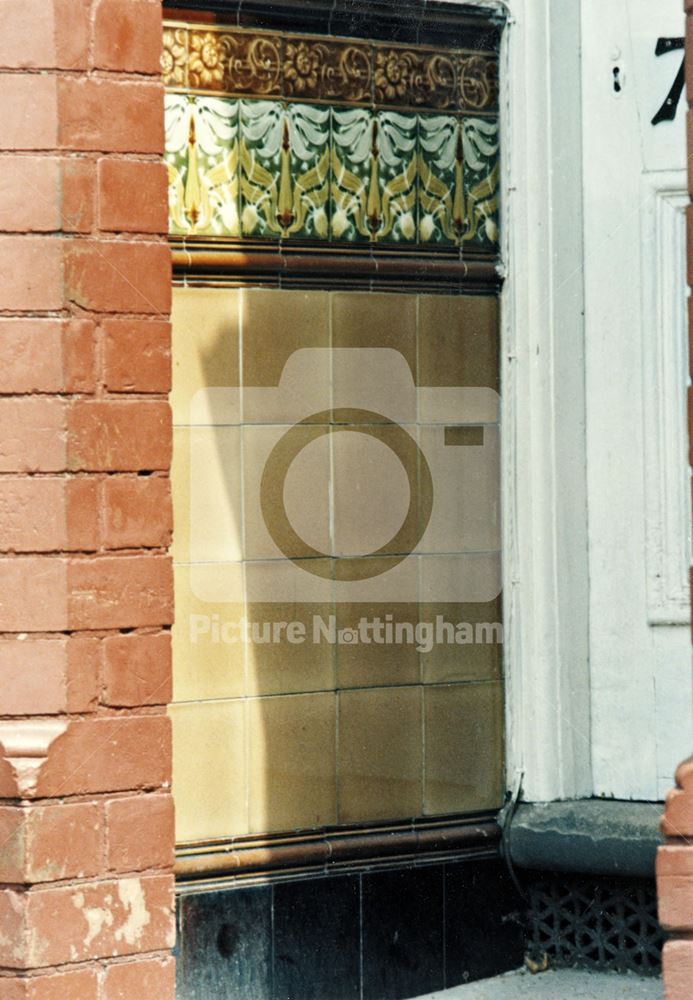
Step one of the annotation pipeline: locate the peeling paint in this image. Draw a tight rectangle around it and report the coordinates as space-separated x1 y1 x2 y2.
114 878 151 946
72 889 114 947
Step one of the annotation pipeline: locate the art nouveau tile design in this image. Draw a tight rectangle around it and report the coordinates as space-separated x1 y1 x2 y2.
163 22 500 250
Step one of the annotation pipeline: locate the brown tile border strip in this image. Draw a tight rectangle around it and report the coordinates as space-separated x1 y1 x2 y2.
175 813 501 882
164 0 503 52
170 242 501 292
163 20 499 114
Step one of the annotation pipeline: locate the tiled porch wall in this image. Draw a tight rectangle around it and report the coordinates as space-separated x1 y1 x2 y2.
169 286 503 842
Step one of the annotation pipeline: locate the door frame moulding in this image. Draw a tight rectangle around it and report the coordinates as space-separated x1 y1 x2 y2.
496 0 592 802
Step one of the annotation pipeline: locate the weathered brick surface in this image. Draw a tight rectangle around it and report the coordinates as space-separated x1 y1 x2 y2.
93 0 163 75
106 794 175 872
0 803 102 884
34 716 172 798
58 78 165 154
68 555 173 630
0 636 99 717
0 238 63 311
102 957 176 1000
102 631 172 707
663 939 693 1000
64 239 171 313
0 319 95 395
103 477 173 549
103 319 172 392
0 968 99 1000
0 558 68 632
98 159 169 234
0 0 174 992
0 874 174 969
0 0 90 71
0 76 59 151
67 400 172 472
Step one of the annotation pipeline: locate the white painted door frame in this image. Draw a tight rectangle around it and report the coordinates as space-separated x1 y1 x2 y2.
497 0 593 802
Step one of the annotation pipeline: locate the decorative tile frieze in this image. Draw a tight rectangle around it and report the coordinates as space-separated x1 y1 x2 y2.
163 21 499 115
163 21 500 252
165 95 499 249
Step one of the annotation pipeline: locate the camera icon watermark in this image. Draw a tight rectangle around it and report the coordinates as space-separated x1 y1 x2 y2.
188 347 500 605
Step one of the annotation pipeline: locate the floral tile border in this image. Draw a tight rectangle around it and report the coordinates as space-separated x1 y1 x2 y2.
163 22 499 115
165 95 499 250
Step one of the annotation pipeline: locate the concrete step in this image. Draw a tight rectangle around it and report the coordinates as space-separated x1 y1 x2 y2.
412 968 661 999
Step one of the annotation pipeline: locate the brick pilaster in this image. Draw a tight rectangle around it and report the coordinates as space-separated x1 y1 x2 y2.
0 2 174 996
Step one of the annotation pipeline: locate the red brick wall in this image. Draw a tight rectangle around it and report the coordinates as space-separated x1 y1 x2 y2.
658 2 693 996
0 1 175 995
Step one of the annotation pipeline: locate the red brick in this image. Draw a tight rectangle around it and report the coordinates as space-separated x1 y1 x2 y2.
106 794 174 872
103 631 172 707
0 1 89 71
0 399 66 473
5 968 99 1000
103 319 171 393
662 788 693 837
65 635 100 713
0 558 67 632
60 157 95 233
0 636 98 716
0 477 99 553
0 76 58 151
63 318 97 391
103 957 175 1000
0 320 63 393
67 401 171 472
659 874 693 930
35 715 172 798
0 978 24 1000
0 480 66 553
0 318 96 394
98 159 168 234
0 806 25 883
93 0 163 75
0 238 63 311
0 158 60 232
103 477 172 549
664 939 693 1000
0 890 26 967
58 78 165 154
0 874 174 968
0 156 93 234
0 639 67 715
68 554 173 630
675 756 693 791
66 477 101 550
52 0 92 71
24 802 101 883
65 240 171 314
0 1 57 69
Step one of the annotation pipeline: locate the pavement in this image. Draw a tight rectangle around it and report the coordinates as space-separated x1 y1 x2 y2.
412 968 662 999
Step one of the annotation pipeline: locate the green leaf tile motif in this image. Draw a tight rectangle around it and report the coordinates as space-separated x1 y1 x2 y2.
165 95 240 237
163 24 500 252
331 109 418 243
240 101 331 239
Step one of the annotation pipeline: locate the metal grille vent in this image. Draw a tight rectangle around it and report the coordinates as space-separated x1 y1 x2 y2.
526 875 665 976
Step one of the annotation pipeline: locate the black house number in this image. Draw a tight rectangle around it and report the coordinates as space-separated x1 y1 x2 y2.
651 36 685 125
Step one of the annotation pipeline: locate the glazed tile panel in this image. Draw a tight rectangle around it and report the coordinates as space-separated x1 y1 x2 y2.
163 23 500 250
